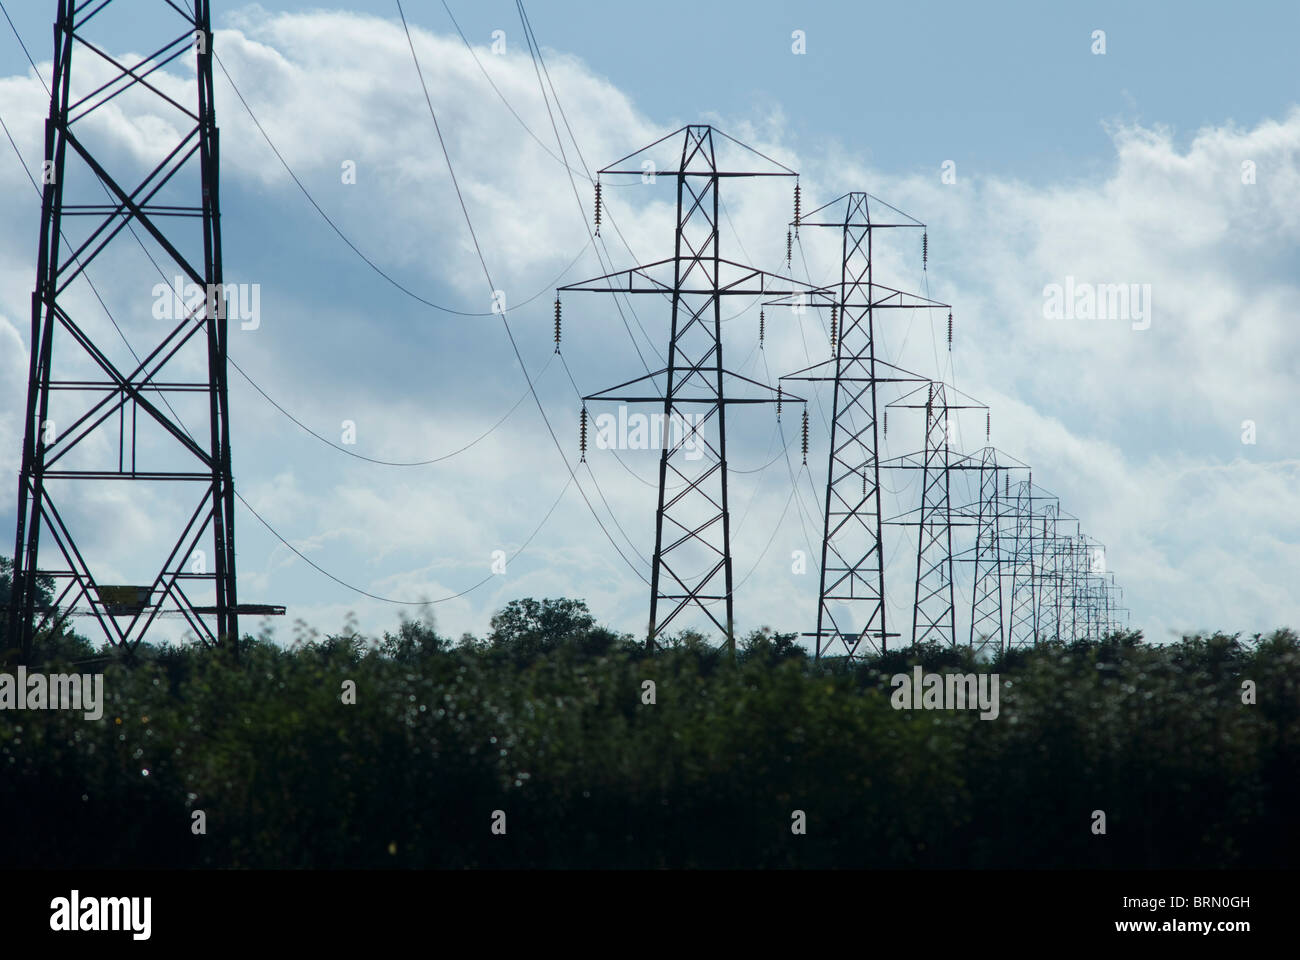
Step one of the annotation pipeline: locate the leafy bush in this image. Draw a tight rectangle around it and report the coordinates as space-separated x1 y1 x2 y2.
0 594 1294 868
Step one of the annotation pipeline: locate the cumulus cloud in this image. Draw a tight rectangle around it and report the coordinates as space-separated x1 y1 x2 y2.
0 6 1295 647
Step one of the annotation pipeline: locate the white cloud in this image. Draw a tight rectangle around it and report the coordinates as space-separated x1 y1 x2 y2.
0 7 1296 647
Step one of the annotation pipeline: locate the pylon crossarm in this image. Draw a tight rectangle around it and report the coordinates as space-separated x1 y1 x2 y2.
794 190 927 227
879 449 985 471
760 289 837 308
584 370 804 405
779 356 929 383
867 284 950 310
598 124 798 178
562 258 833 297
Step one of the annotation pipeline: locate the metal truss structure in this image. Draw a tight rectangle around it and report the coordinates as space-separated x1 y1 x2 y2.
6 1 277 661
776 192 948 658
559 125 828 649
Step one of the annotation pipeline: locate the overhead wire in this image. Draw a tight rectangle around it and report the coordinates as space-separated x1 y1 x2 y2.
4 5 544 472
212 47 593 318
0 7 594 608
513 1 817 602
395 0 650 585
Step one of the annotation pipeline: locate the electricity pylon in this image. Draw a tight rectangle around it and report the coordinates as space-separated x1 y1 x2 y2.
1004 477 1050 648
965 445 1016 656
1036 502 1063 642
881 381 987 647
777 192 946 658
7 1 275 660
559 125 825 650
1075 533 1108 639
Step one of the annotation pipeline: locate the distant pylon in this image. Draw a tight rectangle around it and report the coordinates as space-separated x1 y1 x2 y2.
1076 534 1108 640
559 125 824 650
881 381 986 647
1036 502 1063 642
1006 477 1039 648
777 191 941 658
968 445 1007 655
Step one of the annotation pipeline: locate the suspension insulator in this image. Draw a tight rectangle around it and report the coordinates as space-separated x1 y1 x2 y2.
801 408 809 465
862 469 867 496
786 228 792 267
986 410 990 441
947 310 953 350
793 179 801 236
554 296 562 353
759 307 765 348
594 179 602 237
829 303 838 351
776 385 782 422
922 230 928 270
1006 474 1010 498
883 408 888 436
579 405 588 462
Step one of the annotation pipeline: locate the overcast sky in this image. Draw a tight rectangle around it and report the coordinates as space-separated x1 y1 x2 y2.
1 1 1297 648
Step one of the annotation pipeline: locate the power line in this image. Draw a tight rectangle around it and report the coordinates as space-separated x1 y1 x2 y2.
7 6 594 480
211 48 591 318
235 474 572 607
439 0 633 189
395 0 649 585
511 4 808 605
227 351 551 467
0 10 608 615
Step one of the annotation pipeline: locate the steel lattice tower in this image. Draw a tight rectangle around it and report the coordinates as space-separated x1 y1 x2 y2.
1036 503 1063 643
1104 575 1127 636
967 445 1007 655
7 1 262 659
777 192 942 658
560 125 822 649
881 382 985 647
1006 478 1040 648
1057 527 1080 641
909 382 954 645
1068 528 1089 640
1046 509 1080 642
1076 535 1108 639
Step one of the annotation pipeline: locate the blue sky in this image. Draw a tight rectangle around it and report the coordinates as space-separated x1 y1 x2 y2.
8 0 1299 182
1 1 1298 648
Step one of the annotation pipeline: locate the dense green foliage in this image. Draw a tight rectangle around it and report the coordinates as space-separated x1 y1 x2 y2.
0 592 1296 869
